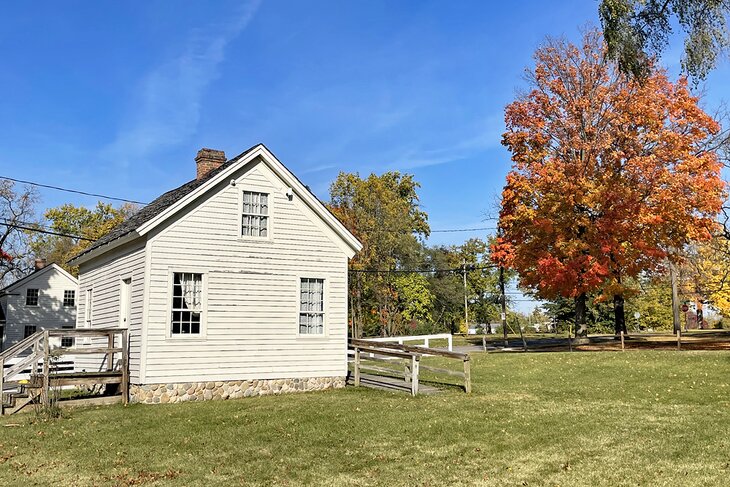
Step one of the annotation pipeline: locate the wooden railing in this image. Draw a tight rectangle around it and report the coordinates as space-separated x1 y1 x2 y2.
349 338 471 395
1 328 129 414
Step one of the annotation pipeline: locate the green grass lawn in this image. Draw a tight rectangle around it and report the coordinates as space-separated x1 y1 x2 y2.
2 351 730 486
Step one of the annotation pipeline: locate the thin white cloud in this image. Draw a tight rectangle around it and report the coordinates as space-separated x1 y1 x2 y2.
387 115 504 170
103 0 261 166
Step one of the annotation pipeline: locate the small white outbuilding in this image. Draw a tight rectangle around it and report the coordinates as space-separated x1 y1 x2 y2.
0 261 78 351
69 144 361 403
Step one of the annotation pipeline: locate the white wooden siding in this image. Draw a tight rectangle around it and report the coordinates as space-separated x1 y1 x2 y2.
143 161 349 384
1 267 77 350
76 241 145 381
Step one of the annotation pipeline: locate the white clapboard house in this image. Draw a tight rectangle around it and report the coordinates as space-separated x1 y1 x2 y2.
68 144 361 403
0 261 78 352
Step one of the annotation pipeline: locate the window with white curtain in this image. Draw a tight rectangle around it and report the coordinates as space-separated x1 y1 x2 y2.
299 278 324 334
241 190 269 237
171 272 203 334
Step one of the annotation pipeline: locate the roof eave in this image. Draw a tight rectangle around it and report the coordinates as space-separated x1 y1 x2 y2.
68 231 142 267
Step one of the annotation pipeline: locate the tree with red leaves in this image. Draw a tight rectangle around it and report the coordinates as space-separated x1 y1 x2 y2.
493 30 725 336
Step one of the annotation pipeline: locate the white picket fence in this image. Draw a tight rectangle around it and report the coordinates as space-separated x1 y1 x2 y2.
361 333 453 351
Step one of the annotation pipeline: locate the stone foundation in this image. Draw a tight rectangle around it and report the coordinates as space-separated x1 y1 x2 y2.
129 376 345 404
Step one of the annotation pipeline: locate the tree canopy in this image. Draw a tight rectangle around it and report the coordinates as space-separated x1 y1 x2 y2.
600 0 730 80
494 30 725 335
29 201 137 275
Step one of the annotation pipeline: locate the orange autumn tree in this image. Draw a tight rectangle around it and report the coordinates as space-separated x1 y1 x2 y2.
493 30 725 336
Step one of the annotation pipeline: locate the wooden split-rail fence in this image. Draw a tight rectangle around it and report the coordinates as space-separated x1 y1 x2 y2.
349 338 471 396
0 328 129 415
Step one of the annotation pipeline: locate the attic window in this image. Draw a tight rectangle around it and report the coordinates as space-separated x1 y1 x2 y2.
26 289 39 306
242 191 269 237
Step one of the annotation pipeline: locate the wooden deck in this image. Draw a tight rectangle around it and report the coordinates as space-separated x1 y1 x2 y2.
1 328 129 415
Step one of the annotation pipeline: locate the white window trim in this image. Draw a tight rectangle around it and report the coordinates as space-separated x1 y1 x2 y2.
63 289 76 308
25 288 40 307
238 186 274 242
296 275 328 338
166 269 208 340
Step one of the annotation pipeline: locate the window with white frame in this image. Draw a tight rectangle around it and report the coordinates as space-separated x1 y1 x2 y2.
63 289 75 307
26 288 39 306
171 272 202 335
299 278 324 334
241 190 269 237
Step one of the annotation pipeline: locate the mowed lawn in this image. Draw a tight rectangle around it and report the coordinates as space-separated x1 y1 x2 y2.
2 351 730 486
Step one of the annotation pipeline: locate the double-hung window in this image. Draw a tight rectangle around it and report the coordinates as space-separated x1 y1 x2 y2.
171 272 203 335
61 325 74 348
299 278 324 335
24 325 37 339
63 290 75 307
242 191 269 237
26 289 39 306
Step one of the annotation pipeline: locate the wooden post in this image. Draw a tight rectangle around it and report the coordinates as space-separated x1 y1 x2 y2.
411 355 419 396
482 335 486 352
447 335 453 352
620 331 625 351
354 347 361 387
677 327 682 351
121 329 129 406
463 358 471 393
568 325 573 352
106 331 114 371
42 330 50 409
404 358 411 384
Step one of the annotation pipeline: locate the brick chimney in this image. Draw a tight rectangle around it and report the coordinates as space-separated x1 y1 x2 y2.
195 148 226 180
34 258 46 271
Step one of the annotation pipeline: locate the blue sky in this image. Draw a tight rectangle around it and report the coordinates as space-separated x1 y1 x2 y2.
3 1 729 312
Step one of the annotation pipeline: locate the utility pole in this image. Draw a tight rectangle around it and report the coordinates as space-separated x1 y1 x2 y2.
499 266 508 348
669 260 681 334
462 260 469 332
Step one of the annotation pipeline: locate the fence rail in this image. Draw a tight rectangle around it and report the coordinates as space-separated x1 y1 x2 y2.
1 327 129 415
363 333 454 352
349 338 470 395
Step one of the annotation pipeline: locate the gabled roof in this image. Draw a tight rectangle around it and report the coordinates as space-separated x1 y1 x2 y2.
0 263 78 295
70 144 362 265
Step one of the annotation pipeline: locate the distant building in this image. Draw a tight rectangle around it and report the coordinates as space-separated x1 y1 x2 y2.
0 261 78 351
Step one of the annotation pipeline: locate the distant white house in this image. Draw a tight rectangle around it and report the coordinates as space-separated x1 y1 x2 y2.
68 144 362 404
0 261 78 351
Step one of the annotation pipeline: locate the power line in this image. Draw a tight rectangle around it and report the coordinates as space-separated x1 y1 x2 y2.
0 176 149 206
2 175 499 234
349 264 499 274
0 221 94 241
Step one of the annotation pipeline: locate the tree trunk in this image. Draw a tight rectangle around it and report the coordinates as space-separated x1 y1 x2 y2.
574 293 588 338
613 293 627 336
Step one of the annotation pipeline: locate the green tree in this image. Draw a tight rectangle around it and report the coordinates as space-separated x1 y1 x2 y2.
393 273 435 330
29 201 138 275
600 0 730 80
328 172 429 337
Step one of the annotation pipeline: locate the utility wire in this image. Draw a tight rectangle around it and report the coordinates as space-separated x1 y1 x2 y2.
0 221 94 241
0 176 149 206
2 176 498 234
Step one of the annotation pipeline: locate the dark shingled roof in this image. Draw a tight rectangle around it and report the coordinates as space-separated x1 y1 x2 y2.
72 144 261 261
